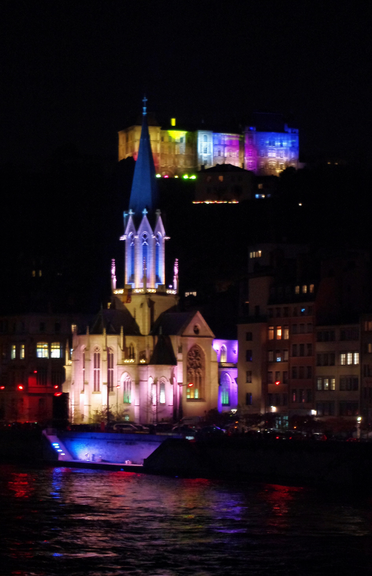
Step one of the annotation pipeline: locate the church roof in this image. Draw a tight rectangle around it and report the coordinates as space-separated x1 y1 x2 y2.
151 311 197 336
89 308 140 335
128 100 158 216
149 334 177 365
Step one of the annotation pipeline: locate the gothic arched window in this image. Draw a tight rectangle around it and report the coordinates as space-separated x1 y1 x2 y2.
220 345 227 363
107 348 114 392
93 348 100 392
142 232 149 283
155 232 162 284
187 345 205 400
128 233 135 282
220 372 231 406
122 373 131 403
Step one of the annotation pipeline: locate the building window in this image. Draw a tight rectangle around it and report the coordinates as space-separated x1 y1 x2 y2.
317 377 336 391
316 402 335 416
292 389 297 402
283 371 288 384
159 380 166 404
246 350 252 362
292 366 298 378
246 370 252 383
246 392 252 405
11 345 16 360
108 349 114 392
93 349 100 392
51 371 64 387
339 402 359 416
268 350 274 362
220 373 230 406
283 326 289 339
340 352 359 365
20 344 25 360
36 368 47 386
187 345 204 400
364 320 372 331
246 332 252 341
268 326 274 340
267 371 273 383
123 375 131 403
283 349 289 361
276 326 282 340
275 350 282 362
36 342 49 359
340 377 358 391
220 345 227 363
292 344 297 357
295 285 300 294
51 342 61 359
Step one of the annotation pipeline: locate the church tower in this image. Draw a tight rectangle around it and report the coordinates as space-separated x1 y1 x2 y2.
114 98 178 335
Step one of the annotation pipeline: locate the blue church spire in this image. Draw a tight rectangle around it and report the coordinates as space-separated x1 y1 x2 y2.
128 97 158 215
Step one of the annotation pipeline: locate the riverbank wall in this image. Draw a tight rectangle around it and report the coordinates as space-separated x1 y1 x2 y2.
144 438 372 488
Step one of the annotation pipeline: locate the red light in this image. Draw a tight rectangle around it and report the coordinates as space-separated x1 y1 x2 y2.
275 380 280 386
34 370 37 374
188 382 194 387
54 392 62 397
54 385 59 389
17 385 24 391
0 386 4 390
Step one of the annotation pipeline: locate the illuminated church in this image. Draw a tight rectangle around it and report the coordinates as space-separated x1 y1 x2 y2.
63 100 239 425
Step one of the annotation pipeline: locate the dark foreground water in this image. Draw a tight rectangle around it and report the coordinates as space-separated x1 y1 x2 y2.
1 464 372 576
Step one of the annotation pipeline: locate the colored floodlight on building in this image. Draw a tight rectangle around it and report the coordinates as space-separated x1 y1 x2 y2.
189 175 196 180
164 174 169 178
156 174 161 178
183 174 189 179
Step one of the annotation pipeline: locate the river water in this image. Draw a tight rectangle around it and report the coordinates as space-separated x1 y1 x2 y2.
1 463 372 576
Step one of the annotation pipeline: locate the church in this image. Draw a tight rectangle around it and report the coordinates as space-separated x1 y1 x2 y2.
63 100 238 425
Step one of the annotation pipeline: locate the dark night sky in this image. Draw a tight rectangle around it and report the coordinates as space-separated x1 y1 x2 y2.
1 0 371 168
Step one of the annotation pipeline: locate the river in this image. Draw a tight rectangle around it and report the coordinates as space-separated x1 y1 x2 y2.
1 463 372 575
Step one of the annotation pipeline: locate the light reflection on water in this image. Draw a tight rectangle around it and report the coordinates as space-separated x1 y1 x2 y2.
1 464 372 576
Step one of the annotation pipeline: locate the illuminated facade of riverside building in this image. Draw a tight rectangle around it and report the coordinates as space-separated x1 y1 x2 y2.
64 101 237 425
118 114 299 178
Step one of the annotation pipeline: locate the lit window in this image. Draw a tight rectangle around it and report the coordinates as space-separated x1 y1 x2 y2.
354 352 359 365
36 342 49 358
347 352 353 365
283 326 289 339
309 284 314 293
276 326 282 340
295 285 300 294
51 343 61 359
123 375 131 403
268 326 274 340
302 285 307 294
11 345 16 360
340 353 346 365
159 381 166 404
93 349 100 392
20 344 25 360
108 349 114 392
246 371 252 383
220 345 227 363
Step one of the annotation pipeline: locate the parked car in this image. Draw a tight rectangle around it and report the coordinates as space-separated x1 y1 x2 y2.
134 424 150 433
112 423 138 433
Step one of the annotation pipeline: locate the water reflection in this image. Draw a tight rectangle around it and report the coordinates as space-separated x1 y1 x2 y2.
1 464 372 576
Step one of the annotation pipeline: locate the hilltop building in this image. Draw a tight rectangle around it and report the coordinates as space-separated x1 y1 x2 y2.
63 101 237 425
118 112 299 178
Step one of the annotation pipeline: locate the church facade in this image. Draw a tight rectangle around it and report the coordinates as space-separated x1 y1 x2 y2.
63 101 236 425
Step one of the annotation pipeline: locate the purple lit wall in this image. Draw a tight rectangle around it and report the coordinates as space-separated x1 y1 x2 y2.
213 339 238 412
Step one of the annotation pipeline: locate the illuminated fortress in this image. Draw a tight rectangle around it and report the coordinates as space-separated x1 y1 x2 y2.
118 112 299 178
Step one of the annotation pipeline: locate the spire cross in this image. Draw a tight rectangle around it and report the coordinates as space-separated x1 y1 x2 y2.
142 96 147 116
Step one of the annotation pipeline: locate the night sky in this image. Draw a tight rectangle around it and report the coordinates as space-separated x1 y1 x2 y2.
1 1 371 168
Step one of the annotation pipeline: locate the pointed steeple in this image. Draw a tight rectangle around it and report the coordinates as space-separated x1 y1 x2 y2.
128 97 158 215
